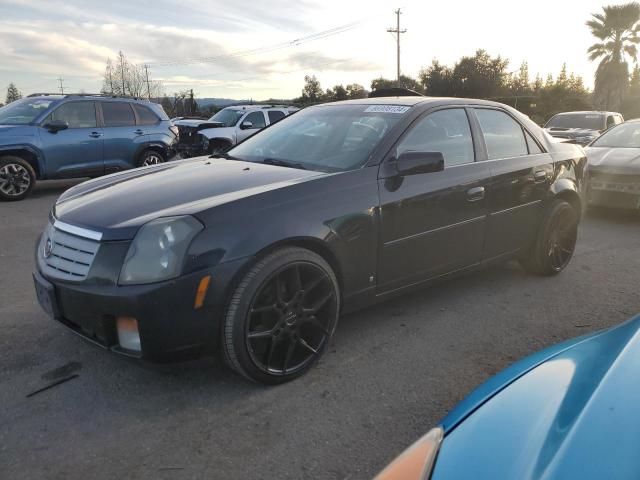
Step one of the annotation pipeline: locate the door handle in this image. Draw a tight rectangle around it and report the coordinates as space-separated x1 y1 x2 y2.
134 129 144 135
467 186 485 202
534 170 547 183
88 132 102 138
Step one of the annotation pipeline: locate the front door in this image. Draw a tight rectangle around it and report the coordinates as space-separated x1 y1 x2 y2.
39 101 103 178
236 111 267 143
378 107 492 293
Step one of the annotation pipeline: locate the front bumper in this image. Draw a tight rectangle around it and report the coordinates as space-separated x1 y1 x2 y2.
588 173 640 209
33 256 249 361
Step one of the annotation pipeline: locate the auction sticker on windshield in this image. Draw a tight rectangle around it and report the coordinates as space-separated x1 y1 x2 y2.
364 105 411 114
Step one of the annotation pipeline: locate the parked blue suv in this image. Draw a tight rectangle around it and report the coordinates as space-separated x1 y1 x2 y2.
0 94 178 201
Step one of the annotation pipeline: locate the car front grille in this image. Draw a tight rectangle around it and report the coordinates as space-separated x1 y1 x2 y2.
40 222 101 281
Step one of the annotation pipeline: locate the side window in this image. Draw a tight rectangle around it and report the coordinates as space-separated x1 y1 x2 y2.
133 104 160 125
102 102 136 127
525 131 543 154
268 110 286 124
396 108 475 167
244 111 266 129
46 102 96 128
475 109 528 160
606 115 616 129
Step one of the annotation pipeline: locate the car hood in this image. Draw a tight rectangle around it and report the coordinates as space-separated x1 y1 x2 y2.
433 315 640 480
173 119 223 128
586 146 640 174
545 127 600 137
53 157 325 240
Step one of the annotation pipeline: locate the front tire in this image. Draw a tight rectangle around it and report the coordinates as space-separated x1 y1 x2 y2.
137 149 166 167
222 247 340 384
0 156 36 201
520 199 578 275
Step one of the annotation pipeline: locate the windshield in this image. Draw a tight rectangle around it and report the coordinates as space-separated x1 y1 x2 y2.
209 108 245 127
545 113 604 130
0 98 55 125
229 104 409 172
591 122 640 148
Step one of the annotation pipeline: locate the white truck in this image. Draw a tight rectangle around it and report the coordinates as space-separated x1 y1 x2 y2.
174 105 298 157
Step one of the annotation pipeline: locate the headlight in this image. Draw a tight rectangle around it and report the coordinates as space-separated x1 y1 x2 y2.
375 427 444 480
119 216 203 285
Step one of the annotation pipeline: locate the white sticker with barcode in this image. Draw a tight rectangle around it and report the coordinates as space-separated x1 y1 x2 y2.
364 105 411 114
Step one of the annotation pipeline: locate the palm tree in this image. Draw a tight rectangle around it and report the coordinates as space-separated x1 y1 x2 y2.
587 2 640 111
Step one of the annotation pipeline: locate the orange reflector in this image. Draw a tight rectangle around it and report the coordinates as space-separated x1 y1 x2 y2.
116 316 138 332
194 275 211 309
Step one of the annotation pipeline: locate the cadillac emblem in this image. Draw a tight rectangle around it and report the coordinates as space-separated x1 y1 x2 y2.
44 237 53 258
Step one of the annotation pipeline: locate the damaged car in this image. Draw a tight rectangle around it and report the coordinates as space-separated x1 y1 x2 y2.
173 104 298 157
544 111 623 146
586 119 640 210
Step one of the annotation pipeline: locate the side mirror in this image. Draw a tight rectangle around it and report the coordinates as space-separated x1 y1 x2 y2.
396 151 444 176
43 120 69 133
240 121 253 130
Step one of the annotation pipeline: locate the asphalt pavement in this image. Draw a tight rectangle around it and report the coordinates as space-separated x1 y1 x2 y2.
1 179 639 479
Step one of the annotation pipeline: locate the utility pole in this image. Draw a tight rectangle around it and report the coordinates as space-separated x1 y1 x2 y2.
387 8 406 85
190 89 194 115
144 64 151 100
57 77 65 94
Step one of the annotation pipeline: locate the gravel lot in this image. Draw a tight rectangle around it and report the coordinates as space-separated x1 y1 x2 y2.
1 179 639 480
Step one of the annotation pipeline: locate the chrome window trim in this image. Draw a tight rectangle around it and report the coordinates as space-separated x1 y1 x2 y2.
53 219 103 241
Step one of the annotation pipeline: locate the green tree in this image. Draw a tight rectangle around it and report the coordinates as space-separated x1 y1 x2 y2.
418 60 453 96
301 75 324 104
5 83 21 104
326 84 348 102
450 49 509 98
371 75 422 93
587 2 640 111
345 83 367 99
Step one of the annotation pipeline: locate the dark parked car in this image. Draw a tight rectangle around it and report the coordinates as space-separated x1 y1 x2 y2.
33 97 586 384
0 94 178 201
585 119 640 210
376 314 640 480
544 110 624 146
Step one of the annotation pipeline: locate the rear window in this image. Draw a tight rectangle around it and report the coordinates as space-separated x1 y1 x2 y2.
268 111 286 124
545 114 604 130
134 104 160 125
102 102 136 127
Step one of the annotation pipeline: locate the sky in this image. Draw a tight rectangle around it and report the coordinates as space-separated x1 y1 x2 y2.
0 0 632 100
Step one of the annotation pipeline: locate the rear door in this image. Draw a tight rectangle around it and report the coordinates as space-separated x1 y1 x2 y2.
39 101 103 178
377 107 492 293
267 110 286 125
99 101 140 171
472 107 553 260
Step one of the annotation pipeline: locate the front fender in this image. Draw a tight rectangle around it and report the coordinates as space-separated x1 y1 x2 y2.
0 144 45 179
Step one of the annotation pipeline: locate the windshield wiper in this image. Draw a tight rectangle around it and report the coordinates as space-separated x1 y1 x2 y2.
262 158 307 170
210 151 240 160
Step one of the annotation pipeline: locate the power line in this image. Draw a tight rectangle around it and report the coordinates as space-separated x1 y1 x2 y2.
386 8 406 83
146 18 370 68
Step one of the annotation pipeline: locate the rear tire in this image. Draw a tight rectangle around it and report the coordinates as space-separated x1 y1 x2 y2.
222 247 340 384
520 199 578 276
0 156 36 201
137 149 166 167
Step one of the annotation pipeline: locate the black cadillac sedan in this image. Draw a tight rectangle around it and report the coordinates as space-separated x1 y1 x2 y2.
33 97 586 384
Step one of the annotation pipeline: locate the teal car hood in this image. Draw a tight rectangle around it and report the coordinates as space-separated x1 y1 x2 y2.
433 315 640 480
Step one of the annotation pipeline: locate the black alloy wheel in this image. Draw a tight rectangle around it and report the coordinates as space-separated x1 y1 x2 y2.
223 248 340 384
520 199 578 275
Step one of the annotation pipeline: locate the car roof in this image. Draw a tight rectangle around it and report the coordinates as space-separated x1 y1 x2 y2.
552 111 621 116
314 96 510 108
27 94 154 104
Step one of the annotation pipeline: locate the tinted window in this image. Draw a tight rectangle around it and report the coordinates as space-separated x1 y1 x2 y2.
396 109 474 167
525 131 543 154
47 102 96 128
268 110 286 124
607 116 616 128
102 102 135 127
134 104 159 125
476 109 528 160
244 111 266 129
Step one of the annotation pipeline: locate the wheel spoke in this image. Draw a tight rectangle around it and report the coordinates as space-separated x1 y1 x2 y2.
302 275 324 299
247 329 274 339
308 291 335 314
283 338 297 373
265 336 278 368
292 265 303 292
304 315 330 335
298 337 318 354
250 304 277 315
275 273 287 305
